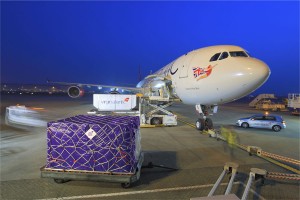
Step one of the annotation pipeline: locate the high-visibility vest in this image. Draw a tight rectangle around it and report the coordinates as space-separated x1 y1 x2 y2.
228 133 237 146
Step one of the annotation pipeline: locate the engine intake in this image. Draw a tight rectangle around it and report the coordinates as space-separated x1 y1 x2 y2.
67 86 84 98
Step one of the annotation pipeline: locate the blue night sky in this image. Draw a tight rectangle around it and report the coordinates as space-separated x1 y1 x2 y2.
1 1 299 96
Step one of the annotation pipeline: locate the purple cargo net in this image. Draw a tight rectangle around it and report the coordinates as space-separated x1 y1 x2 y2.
45 115 140 174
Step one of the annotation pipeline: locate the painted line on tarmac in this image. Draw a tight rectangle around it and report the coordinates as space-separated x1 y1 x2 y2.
177 118 196 128
172 112 196 128
37 182 265 200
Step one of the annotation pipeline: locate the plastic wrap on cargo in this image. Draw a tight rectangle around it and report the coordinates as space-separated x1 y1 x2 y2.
45 115 141 174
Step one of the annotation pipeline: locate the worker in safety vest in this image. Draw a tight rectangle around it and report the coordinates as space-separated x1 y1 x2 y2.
220 126 239 158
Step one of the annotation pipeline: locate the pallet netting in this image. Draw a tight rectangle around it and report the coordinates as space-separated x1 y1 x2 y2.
45 115 141 174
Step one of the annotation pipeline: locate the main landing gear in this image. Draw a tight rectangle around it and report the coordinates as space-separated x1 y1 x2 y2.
195 104 217 131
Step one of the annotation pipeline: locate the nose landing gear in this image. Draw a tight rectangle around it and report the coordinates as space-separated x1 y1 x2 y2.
196 118 213 131
195 104 217 131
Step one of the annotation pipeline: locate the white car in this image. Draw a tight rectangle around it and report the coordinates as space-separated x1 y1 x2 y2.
236 114 286 132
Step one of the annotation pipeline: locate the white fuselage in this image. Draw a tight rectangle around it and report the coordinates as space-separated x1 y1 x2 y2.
137 45 270 105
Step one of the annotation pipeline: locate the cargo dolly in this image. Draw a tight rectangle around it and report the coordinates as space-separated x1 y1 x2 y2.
40 153 144 188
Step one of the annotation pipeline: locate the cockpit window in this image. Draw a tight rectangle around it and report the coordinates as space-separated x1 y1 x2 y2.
219 52 229 60
229 51 248 57
209 52 221 62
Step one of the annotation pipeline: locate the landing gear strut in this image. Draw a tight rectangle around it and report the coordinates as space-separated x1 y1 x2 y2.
195 104 217 131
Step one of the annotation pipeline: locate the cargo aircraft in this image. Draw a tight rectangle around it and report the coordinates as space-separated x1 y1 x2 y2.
50 45 270 130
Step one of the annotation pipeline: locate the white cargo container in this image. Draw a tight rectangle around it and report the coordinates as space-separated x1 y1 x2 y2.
93 94 137 111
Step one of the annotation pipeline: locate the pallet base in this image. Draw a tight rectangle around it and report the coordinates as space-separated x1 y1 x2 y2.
40 153 144 188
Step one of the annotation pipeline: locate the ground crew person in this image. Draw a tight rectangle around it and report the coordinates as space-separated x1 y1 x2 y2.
220 126 239 158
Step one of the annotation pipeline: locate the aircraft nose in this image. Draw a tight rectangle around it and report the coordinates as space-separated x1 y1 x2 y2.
245 59 270 88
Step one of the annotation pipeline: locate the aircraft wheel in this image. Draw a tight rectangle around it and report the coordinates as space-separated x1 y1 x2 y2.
196 119 205 131
205 118 213 130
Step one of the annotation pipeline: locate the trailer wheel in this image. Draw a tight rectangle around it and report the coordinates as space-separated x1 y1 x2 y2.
151 117 161 125
54 179 69 184
121 182 131 188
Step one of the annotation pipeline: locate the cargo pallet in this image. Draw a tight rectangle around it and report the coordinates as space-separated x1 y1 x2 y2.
40 153 144 188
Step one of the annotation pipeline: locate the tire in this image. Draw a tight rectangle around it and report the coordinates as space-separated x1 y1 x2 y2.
241 122 249 128
121 182 131 188
54 179 69 184
196 119 205 131
151 117 161 125
205 118 213 130
272 125 281 132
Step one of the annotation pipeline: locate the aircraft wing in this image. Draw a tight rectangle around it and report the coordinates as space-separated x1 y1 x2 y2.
47 80 142 92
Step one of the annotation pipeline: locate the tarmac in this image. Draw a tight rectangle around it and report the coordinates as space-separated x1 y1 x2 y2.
0 94 299 200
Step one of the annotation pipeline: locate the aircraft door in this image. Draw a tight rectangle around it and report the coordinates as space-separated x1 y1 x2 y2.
179 53 195 78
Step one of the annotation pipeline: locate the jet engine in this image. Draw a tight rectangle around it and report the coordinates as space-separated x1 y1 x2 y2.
67 86 84 98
